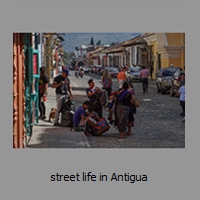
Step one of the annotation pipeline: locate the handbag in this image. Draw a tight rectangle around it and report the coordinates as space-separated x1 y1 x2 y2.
93 117 110 135
132 95 139 107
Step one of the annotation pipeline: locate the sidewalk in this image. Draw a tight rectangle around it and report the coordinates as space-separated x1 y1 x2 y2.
26 75 91 148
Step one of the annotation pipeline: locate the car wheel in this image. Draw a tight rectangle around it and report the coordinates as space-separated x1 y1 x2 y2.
156 83 160 93
170 86 175 96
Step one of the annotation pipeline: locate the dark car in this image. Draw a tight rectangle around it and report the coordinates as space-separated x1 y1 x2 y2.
156 67 182 95
170 70 185 96
126 66 142 82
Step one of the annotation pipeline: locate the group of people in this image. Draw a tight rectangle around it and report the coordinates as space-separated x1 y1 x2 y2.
37 65 141 138
38 66 74 124
38 63 185 139
117 65 151 94
78 68 138 138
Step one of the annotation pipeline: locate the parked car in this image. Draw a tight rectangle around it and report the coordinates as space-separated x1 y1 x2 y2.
107 67 119 78
100 66 109 75
69 66 74 70
156 67 183 95
126 66 142 82
170 70 185 96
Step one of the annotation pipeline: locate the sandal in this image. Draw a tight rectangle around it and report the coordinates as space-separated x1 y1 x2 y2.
85 132 92 136
118 134 127 139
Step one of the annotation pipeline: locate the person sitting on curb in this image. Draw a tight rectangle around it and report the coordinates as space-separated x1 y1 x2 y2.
72 101 92 136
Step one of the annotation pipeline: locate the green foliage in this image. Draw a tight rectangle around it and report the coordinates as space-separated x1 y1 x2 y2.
63 51 75 60
96 40 101 45
90 37 94 45
110 42 117 46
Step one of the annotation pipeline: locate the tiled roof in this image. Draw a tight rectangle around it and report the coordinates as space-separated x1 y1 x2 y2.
92 47 103 53
105 46 125 53
142 33 155 37
105 41 126 54
122 35 147 47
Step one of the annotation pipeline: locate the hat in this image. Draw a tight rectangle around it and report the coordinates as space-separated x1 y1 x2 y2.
62 68 71 76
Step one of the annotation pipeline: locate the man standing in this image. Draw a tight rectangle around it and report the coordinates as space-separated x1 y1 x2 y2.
86 78 103 118
150 65 154 81
52 68 74 126
38 67 49 120
140 66 150 93
117 66 127 88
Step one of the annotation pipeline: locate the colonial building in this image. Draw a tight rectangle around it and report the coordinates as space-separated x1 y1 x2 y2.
122 35 148 67
143 33 185 79
104 41 127 67
13 33 64 148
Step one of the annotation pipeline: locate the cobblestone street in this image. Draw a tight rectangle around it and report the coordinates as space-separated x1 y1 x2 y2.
70 73 185 148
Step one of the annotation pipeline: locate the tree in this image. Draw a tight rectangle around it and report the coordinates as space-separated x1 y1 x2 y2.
90 37 94 45
110 42 116 46
63 51 75 62
96 40 101 45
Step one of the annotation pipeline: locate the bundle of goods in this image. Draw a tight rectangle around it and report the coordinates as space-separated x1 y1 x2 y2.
60 95 75 127
86 111 110 135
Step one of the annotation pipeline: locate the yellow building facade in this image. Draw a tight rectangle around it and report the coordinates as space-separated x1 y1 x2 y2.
144 33 185 79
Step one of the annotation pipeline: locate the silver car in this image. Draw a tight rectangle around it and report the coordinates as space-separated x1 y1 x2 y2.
126 66 142 82
156 67 182 95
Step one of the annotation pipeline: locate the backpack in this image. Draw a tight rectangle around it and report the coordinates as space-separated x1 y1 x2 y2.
103 77 112 89
60 95 75 127
61 110 74 127
59 95 75 114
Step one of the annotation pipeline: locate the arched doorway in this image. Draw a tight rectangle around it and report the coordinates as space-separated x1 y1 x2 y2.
75 59 86 67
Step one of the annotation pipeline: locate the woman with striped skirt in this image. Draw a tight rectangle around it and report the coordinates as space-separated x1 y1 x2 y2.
115 81 133 139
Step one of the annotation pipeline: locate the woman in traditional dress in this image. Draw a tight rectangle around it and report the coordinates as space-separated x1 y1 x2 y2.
115 81 134 139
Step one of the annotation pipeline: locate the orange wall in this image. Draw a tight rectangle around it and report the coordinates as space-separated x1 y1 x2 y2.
166 33 185 46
